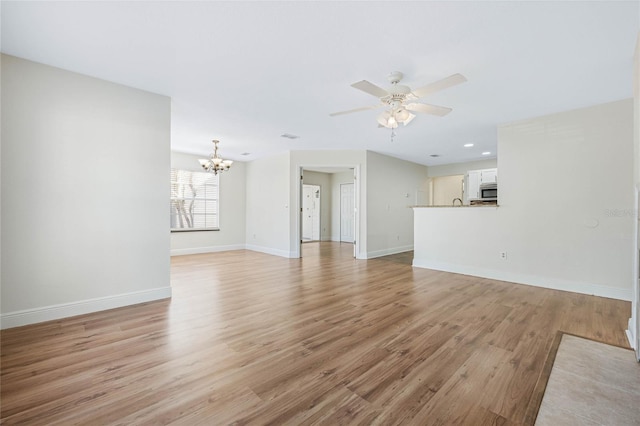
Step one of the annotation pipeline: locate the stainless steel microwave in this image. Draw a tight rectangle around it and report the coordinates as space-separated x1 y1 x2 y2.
479 183 497 200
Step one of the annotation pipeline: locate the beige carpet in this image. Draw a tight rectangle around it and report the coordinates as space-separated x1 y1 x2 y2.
535 334 640 425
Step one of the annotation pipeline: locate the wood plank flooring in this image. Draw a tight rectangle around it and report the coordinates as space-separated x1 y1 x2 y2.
0 242 631 425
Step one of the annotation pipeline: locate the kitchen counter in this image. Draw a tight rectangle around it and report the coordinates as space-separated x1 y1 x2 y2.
412 204 499 208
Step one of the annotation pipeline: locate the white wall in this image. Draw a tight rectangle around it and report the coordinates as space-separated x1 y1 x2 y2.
427 158 498 178
414 99 634 301
331 171 355 241
170 151 246 255
245 151 291 257
630 33 640 355
302 170 332 241
366 151 429 258
1 55 171 328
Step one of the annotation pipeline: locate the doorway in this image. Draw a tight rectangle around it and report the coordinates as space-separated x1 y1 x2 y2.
302 184 321 242
297 166 360 259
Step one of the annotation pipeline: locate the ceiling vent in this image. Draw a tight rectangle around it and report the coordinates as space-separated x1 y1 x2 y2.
280 133 300 140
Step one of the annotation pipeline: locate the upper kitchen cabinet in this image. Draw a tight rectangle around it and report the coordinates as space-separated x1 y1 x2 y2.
480 169 497 184
466 170 481 201
464 168 498 202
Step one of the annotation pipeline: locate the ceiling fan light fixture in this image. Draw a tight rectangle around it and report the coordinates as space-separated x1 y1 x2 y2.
377 110 391 127
395 108 410 121
403 113 416 126
330 71 466 130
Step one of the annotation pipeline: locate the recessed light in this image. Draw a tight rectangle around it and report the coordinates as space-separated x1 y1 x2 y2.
241 152 251 156
429 154 441 158
482 151 491 156
464 143 474 147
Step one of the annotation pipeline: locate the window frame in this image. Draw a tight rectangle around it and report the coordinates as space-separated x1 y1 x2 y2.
170 168 220 232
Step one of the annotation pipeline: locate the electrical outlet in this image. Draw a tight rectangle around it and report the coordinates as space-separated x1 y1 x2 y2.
500 251 507 260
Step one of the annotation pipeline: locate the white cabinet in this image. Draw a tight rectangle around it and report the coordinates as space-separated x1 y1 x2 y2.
480 169 497 184
464 170 481 202
464 168 497 202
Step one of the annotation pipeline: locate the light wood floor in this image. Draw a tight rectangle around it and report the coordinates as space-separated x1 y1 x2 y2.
1 242 631 425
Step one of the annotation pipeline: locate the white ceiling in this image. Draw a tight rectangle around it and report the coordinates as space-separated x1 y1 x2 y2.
2 1 638 166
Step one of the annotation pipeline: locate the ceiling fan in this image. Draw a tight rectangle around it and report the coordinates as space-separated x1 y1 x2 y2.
330 71 467 128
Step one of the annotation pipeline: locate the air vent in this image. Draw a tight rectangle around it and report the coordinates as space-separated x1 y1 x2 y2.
241 152 251 156
430 154 441 158
281 133 300 140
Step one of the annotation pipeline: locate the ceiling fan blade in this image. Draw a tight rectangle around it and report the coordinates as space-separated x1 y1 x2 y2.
351 80 389 98
329 104 384 117
411 73 467 98
405 102 453 117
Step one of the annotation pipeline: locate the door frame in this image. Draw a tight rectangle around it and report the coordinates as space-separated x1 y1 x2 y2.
295 165 361 259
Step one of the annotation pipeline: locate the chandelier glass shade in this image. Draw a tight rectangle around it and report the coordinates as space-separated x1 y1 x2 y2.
198 140 233 175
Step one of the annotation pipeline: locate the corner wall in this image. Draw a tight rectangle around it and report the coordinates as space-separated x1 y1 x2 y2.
1 55 171 328
366 151 429 258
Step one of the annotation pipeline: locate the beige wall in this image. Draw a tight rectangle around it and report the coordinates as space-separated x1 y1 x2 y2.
414 99 634 301
170 151 247 255
1 55 171 328
432 175 464 206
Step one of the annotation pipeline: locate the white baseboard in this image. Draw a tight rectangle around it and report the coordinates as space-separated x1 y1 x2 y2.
367 245 414 260
412 258 632 301
0 286 172 330
245 244 295 259
171 244 246 256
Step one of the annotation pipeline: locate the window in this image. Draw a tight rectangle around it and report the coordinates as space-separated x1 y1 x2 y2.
170 168 219 231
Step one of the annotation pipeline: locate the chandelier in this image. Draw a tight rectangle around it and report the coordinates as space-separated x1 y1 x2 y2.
198 140 233 175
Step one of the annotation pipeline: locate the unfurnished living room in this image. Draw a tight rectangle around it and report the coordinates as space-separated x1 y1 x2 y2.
1 1 639 425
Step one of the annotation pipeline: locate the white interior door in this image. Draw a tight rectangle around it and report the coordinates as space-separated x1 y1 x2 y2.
340 183 354 243
302 184 320 241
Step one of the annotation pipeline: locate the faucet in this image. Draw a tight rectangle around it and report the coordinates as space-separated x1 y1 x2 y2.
452 198 463 206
